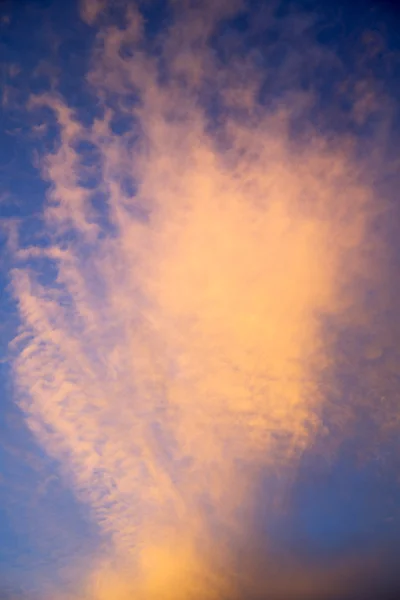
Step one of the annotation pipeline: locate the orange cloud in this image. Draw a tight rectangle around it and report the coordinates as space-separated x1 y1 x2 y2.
10 0 393 598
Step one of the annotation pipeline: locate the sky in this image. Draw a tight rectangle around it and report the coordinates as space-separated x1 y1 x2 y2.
0 0 400 598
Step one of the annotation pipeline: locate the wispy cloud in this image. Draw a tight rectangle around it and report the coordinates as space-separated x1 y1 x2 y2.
8 0 397 598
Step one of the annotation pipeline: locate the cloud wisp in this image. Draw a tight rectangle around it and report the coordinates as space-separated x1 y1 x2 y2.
8 0 397 598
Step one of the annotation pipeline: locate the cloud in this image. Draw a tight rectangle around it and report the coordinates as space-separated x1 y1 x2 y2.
80 0 108 25
8 0 397 598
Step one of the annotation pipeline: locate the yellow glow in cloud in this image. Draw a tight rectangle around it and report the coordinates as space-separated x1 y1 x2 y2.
10 0 388 597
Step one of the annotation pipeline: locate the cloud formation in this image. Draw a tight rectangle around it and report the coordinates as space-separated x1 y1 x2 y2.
8 0 398 598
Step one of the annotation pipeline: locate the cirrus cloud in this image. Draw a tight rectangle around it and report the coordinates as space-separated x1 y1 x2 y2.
8 0 398 598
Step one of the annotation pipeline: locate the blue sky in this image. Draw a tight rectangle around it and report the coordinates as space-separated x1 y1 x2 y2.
1 1 400 599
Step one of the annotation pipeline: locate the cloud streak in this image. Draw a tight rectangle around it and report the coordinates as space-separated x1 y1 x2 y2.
8 0 397 598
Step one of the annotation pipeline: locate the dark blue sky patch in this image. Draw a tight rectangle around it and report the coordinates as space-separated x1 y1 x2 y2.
209 8 251 64
120 174 138 198
74 140 103 190
30 68 56 97
118 89 142 111
248 440 400 577
284 446 400 562
74 139 103 190
17 215 51 250
27 103 61 155
205 0 400 153
139 0 172 41
74 139 102 168
0 101 53 223
28 256 59 289
89 190 118 236
77 172 102 191
0 369 100 594
109 112 136 136
0 289 18 365
56 25 103 128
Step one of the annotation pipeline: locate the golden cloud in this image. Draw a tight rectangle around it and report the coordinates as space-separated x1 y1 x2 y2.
10 0 395 597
